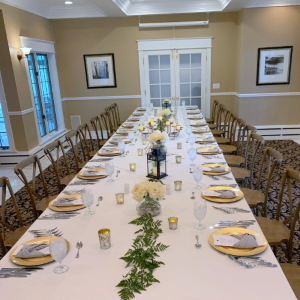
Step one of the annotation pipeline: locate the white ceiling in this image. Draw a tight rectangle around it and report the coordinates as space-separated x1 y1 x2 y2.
0 0 299 19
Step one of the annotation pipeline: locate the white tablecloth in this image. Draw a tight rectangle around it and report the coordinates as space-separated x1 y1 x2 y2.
0 107 296 299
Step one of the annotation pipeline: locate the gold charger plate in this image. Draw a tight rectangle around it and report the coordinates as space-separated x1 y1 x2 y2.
193 130 210 134
201 163 231 175
10 236 71 266
48 194 85 212
196 137 215 143
202 186 243 203
122 124 134 128
127 118 139 122
186 106 198 110
132 113 144 116
137 108 146 111
208 228 267 256
191 123 207 127
109 138 130 145
98 149 121 157
187 111 200 115
188 117 202 120
197 146 222 155
77 168 107 180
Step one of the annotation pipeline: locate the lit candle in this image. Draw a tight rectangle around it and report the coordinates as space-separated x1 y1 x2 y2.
172 122 177 127
159 116 163 121
154 109 158 116
168 217 178 230
150 118 154 123
166 121 170 126
142 138 147 145
177 142 182 149
129 163 136 172
175 156 182 164
98 228 111 249
153 167 157 176
176 125 181 131
174 181 182 191
115 193 124 204
150 121 155 126
139 126 144 131
137 148 143 156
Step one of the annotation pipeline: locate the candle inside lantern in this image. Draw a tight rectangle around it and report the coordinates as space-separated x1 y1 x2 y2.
174 181 182 191
158 116 163 121
150 121 155 127
129 163 136 172
150 118 154 123
172 122 177 127
177 142 182 149
139 126 144 131
168 217 178 230
137 148 143 156
142 138 147 145
153 167 158 176
175 156 182 164
166 121 170 126
176 125 181 131
115 193 124 204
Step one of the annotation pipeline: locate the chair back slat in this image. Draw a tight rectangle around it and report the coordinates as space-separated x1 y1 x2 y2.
90 116 106 148
65 130 82 172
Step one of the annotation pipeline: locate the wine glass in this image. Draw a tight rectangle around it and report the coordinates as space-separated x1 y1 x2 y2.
128 132 135 146
188 135 196 149
185 119 190 126
193 167 203 189
49 237 69 274
81 189 95 215
105 161 114 182
182 100 186 107
150 103 153 111
194 199 207 230
118 140 125 157
188 148 197 167
186 126 192 138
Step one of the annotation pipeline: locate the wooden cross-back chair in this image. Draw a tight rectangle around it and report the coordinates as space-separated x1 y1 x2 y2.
219 118 246 154
241 147 283 216
225 124 257 166
44 140 76 192
111 103 125 126
78 123 98 160
0 177 29 254
65 130 86 173
90 115 108 149
211 104 227 136
215 111 236 144
257 168 300 263
105 106 118 132
230 132 265 187
100 111 114 139
14 155 57 218
206 100 219 125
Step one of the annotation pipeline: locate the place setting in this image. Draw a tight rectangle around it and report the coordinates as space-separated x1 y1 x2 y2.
201 186 244 203
200 163 231 175
196 146 223 155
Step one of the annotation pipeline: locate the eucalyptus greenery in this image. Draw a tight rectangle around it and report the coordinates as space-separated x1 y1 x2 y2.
116 214 169 300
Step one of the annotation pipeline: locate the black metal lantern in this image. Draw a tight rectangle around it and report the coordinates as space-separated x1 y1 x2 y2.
147 147 167 179
162 102 171 109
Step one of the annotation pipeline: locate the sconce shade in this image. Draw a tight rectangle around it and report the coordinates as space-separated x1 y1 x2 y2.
20 47 31 55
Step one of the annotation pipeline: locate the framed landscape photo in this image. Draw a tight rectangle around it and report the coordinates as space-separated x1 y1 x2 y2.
84 53 117 89
256 46 293 85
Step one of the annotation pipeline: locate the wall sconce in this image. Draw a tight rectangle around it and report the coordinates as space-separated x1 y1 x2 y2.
17 47 32 60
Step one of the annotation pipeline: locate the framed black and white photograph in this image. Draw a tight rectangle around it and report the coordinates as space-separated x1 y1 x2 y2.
84 53 117 88
256 46 293 85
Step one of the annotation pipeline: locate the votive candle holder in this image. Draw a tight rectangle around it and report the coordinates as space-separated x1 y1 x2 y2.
142 138 147 145
175 156 182 164
137 148 143 156
98 228 111 249
129 163 136 172
177 142 182 149
174 181 182 191
168 217 178 230
115 193 124 204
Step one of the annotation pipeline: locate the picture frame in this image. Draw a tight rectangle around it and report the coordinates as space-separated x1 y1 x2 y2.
83 53 117 89
256 46 293 85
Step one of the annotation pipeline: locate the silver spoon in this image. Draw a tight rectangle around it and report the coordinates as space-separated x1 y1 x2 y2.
116 170 120 177
195 235 201 248
96 196 103 206
191 192 195 199
189 168 193 173
76 241 83 258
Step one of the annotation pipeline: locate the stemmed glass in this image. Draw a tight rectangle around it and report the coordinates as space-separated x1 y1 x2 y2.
188 135 196 149
118 140 125 157
105 161 114 182
81 189 95 215
185 119 190 126
128 132 135 146
49 237 69 274
194 199 207 230
186 126 192 138
188 148 197 167
193 167 203 189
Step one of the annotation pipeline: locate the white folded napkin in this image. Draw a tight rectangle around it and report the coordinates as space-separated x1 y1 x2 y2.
213 234 264 248
202 166 229 172
81 171 106 177
197 147 220 153
203 190 238 198
15 244 50 258
198 137 215 142
52 197 84 206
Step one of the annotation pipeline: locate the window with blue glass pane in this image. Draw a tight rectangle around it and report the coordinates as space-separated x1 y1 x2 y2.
0 103 9 149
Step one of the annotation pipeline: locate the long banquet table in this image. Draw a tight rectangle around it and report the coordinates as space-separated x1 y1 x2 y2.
0 106 296 300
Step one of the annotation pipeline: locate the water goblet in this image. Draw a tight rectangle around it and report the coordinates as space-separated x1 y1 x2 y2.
194 199 207 230
118 140 125 157
81 189 95 215
105 161 115 182
193 167 203 189
128 132 135 146
186 126 192 138
185 119 191 126
182 100 186 107
49 237 69 274
188 135 196 149
188 148 197 167
150 103 153 111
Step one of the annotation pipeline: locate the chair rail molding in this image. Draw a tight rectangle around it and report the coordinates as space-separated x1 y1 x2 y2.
210 92 300 97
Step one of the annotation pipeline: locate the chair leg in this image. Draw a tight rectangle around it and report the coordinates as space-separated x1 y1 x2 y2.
287 241 293 263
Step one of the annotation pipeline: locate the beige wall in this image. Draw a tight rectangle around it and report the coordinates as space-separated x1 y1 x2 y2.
0 3 56 151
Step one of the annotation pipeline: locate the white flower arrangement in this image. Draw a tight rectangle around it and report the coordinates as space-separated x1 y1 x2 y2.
131 180 166 202
159 108 171 116
148 130 168 144
163 99 171 104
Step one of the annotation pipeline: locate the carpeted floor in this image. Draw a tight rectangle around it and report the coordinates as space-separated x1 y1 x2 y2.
0 139 300 264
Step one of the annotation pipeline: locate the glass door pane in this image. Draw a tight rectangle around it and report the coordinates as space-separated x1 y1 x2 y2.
0 103 9 149
27 54 47 137
36 54 58 133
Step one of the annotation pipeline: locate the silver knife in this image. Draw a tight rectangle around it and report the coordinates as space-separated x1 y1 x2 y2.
1 267 43 271
0 274 28 278
38 217 73 220
0 271 31 275
210 225 247 229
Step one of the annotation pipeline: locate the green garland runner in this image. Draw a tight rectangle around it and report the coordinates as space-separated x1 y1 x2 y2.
116 214 169 300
